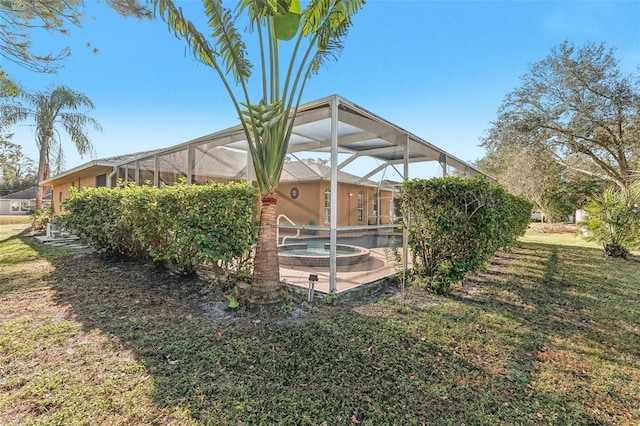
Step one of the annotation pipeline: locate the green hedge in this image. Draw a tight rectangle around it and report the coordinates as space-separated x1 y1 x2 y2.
400 176 532 293
61 182 259 275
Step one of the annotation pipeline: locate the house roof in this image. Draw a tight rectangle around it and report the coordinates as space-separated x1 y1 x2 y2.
190 146 246 179
1 187 52 200
280 158 377 186
101 149 164 164
191 147 380 185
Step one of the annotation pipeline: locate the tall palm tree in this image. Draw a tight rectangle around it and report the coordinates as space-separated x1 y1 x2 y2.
152 0 365 305
1 85 101 210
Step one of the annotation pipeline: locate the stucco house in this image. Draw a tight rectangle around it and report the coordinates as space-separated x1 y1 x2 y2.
0 187 51 215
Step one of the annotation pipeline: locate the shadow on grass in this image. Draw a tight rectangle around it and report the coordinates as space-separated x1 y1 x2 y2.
452 241 640 422
0 228 72 296
18 233 638 424
0 226 32 246
467 242 640 357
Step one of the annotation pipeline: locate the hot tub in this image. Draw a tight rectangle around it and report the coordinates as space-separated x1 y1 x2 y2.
278 243 371 267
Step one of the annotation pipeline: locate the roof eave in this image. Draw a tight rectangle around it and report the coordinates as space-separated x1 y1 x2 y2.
39 160 115 186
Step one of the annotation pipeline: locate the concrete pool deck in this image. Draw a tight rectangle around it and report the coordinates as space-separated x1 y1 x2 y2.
280 247 410 302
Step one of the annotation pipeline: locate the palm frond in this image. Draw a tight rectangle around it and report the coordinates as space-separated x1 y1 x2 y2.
279 0 363 140
153 0 219 69
6 84 101 173
58 112 100 157
153 0 252 158
51 85 96 111
51 134 65 175
151 0 365 198
308 36 344 75
203 0 252 84
303 0 362 75
0 103 30 127
247 0 364 192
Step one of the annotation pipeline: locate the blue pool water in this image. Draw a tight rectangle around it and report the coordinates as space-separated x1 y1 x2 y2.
281 234 403 249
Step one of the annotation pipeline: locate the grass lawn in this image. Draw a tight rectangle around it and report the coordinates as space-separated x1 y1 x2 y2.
0 215 31 226
1 223 639 425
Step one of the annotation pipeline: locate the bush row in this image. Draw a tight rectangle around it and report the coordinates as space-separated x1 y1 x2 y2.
61 182 259 276
400 176 532 293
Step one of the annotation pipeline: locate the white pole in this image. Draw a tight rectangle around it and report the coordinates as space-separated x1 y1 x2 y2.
402 136 409 309
329 96 339 294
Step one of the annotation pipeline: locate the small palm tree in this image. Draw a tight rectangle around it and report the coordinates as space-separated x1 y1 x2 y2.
580 182 640 257
152 0 365 305
1 85 101 210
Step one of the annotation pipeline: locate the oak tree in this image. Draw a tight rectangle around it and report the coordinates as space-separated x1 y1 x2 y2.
0 0 151 74
482 42 640 190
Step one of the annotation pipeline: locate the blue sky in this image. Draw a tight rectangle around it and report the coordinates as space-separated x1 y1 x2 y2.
4 0 640 173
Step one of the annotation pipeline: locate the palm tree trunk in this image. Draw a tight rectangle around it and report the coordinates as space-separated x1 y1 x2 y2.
35 140 48 212
248 195 283 305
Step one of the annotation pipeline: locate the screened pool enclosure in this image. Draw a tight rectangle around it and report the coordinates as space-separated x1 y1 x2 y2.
112 95 489 298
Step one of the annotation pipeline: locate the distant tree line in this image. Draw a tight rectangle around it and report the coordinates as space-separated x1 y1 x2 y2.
0 139 36 196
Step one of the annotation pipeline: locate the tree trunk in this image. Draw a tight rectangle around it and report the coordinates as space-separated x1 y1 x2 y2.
248 195 283 306
35 139 49 212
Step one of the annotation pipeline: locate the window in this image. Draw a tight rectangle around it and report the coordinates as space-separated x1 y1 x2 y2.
10 201 32 212
373 191 378 217
357 191 364 223
324 187 331 224
95 174 107 187
372 190 380 225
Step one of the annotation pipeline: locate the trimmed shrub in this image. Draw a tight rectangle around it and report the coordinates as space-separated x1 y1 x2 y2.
400 176 532 293
61 181 259 275
61 186 135 255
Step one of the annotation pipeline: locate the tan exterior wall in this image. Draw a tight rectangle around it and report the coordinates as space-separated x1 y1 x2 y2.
277 182 322 227
48 166 113 215
277 181 394 228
